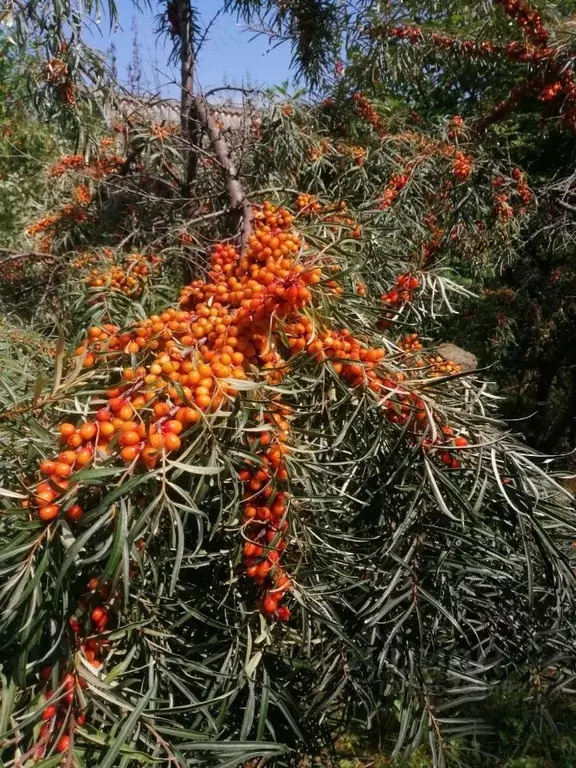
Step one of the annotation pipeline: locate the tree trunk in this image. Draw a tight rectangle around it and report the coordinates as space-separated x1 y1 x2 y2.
176 0 198 194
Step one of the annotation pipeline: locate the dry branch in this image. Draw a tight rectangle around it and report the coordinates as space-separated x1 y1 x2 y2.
193 95 253 252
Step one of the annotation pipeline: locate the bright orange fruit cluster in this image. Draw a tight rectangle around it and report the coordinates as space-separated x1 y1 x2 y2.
84 251 161 298
240 405 293 621
295 194 361 238
26 201 471 633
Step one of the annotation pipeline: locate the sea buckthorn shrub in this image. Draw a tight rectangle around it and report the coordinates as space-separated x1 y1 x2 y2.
1 185 576 767
0 64 576 768
312 0 576 454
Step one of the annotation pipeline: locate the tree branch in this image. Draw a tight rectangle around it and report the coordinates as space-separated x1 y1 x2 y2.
193 95 252 252
0 247 54 265
176 0 199 194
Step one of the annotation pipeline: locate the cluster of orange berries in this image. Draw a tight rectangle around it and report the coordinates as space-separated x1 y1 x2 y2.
85 252 161 298
381 273 419 308
382 21 552 63
495 0 549 46
44 59 76 105
379 171 410 210
491 168 533 220
49 155 85 178
34 574 122 758
398 335 461 377
426 355 462 377
512 167 533 204
25 200 473 630
548 74 576 132
421 213 444 268
26 202 88 245
372 377 469 469
447 115 465 140
540 81 562 102
494 193 514 222
70 251 99 269
48 149 124 181
36 668 87 758
284 321 386 388
73 184 91 205
45 58 68 84
150 122 179 141
452 150 473 180
296 195 362 238
296 193 323 214
400 333 423 352
352 92 387 136
337 142 366 166
240 406 292 620
307 138 331 161
382 14 576 135
424 426 469 470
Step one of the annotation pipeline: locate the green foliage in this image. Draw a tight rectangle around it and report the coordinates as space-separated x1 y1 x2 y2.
1 2 576 767
0 40 62 248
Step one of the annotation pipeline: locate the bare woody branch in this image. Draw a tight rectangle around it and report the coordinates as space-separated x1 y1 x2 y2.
193 95 253 252
0 246 54 265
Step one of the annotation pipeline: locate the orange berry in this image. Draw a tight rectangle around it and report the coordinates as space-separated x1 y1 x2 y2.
153 402 171 417
39 504 60 522
56 734 70 753
119 430 140 446
149 433 164 448
99 422 115 438
59 450 77 465
164 420 183 435
67 433 83 448
262 595 278 615
54 462 72 477
163 433 181 452
120 445 139 462
35 488 57 505
118 405 133 421
91 606 107 625
195 394 211 409
79 422 97 441
59 423 76 437
66 504 83 522
75 448 92 467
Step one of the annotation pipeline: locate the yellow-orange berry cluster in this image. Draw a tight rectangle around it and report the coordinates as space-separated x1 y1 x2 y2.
352 92 387 136
296 195 362 238
452 150 473 180
426 355 462 377
240 405 293 621
25 201 472 629
84 252 161 298
400 332 423 352
337 142 366 166
379 172 410 210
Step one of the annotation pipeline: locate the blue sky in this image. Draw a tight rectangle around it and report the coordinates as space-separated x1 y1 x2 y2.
85 0 293 99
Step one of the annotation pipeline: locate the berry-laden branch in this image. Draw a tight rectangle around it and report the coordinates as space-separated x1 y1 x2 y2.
7 195 572 760
368 3 576 134
193 95 253 252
